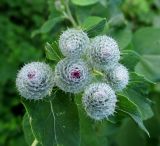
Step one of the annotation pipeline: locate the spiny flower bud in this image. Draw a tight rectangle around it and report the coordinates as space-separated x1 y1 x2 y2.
16 62 55 100
82 83 117 120
88 35 120 71
106 64 129 91
59 28 90 57
55 58 91 93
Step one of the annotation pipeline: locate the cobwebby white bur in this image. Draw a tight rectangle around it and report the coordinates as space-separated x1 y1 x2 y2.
88 35 120 71
59 28 90 57
16 62 55 100
82 83 117 120
106 64 129 91
54 58 91 93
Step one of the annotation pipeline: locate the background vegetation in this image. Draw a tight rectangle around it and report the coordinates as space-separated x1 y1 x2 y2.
0 0 160 146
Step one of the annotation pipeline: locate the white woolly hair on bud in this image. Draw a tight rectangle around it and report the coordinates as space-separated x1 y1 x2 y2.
82 83 117 120
16 62 55 100
106 63 129 91
88 35 120 71
59 28 90 57
55 57 91 93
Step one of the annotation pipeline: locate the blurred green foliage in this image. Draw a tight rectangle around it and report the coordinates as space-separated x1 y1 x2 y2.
0 0 47 145
1 0 160 146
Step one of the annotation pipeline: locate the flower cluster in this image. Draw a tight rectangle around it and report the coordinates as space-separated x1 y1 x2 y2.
16 28 129 120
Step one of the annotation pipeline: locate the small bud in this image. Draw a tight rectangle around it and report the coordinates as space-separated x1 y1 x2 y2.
106 64 129 91
54 0 65 12
16 62 55 100
55 58 91 93
82 83 117 120
88 35 120 71
59 28 90 57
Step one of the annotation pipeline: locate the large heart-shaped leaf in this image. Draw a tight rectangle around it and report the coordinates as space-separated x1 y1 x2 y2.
22 90 80 146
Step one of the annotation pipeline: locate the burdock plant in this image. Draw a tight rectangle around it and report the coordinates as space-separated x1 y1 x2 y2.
16 1 154 146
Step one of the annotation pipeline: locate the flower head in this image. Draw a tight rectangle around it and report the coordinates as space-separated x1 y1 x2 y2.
59 28 90 57
88 35 120 71
55 58 91 93
16 62 55 100
82 83 117 120
106 64 129 91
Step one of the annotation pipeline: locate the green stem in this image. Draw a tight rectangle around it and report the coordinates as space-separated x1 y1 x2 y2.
63 0 78 27
93 69 104 76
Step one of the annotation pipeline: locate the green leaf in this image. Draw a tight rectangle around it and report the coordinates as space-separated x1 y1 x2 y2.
75 96 109 146
23 113 34 146
133 27 160 55
22 90 80 146
153 15 160 28
83 17 107 37
45 42 63 62
135 55 160 81
32 17 64 37
23 113 41 146
133 27 160 81
123 72 154 120
82 16 104 30
71 0 99 6
108 26 132 49
121 50 140 71
40 17 64 33
117 94 149 136
115 119 147 146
